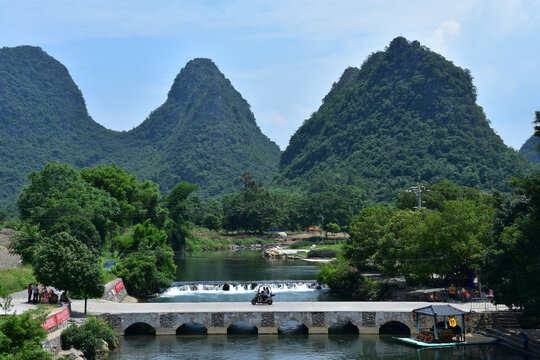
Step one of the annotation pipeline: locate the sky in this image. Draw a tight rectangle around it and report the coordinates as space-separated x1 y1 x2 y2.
0 1 539 150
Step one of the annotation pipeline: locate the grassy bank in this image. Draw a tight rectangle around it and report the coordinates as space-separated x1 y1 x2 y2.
0 266 35 296
185 235 276 252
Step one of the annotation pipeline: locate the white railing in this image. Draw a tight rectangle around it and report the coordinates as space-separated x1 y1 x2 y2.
469 300 508 311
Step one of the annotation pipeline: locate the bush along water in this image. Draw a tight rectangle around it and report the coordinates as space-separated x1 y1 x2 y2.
60 316 118 360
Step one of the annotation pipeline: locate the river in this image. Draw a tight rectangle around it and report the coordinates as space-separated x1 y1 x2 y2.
149 251 347 302
113 251 528 359
107 335 529 359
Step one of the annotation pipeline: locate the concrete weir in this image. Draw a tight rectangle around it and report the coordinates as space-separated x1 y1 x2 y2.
70 301 489 336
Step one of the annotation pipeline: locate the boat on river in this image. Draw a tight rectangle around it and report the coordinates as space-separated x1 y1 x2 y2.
393 304 497 348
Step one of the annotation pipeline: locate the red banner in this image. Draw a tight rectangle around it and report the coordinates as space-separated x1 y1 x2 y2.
115 280 124 293
55 308 70 324
41 315 57 330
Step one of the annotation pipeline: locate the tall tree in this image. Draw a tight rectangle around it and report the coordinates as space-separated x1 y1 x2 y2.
33 232 104 313
164 181 198 251
485 172 540 315
113 219 176 298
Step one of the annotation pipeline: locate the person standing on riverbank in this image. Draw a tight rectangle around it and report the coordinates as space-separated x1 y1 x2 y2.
32 284 39 303
27 283 32 303
448 284 456 301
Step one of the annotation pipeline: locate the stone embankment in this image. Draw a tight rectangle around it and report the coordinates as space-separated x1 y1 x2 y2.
264 246 309 259
229 243 277 251
264 246 334 263
0 228 21 269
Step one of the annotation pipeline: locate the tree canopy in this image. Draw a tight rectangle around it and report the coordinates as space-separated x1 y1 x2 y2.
484 172 540 315
32 232 104 312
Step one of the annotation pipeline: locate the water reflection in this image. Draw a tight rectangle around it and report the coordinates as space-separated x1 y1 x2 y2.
108 335 529 360
174 251 320 281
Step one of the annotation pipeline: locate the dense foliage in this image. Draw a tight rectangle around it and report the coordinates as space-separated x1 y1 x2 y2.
113 220 176 297
18 161 120 248
0 311 52 360
32 232 104 312
278 37 534 202
484 172 540 315
328 181 494 285
0 48 280 209
10 161 191 299
61 316 118 360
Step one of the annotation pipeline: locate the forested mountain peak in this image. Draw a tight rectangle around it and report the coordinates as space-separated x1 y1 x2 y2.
167 58 230 102
0 45 91 130
278 37 534 201
116 57 281 197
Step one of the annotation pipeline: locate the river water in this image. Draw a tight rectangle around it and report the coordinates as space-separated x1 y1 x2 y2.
107 335 529 360
115 251 528 359
149 251 347 302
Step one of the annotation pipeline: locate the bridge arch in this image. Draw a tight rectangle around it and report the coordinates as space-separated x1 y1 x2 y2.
177 322 208 335
379 321 410 336
124 322 156 336
278 321 309 335
227 321 258 335
328 321 359 335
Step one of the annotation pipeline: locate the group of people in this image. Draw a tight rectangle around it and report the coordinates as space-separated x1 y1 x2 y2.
259 287 272 301
27 283 62 304
447 283 493 302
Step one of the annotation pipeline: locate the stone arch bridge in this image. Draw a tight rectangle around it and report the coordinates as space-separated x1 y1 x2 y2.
80 301 491 336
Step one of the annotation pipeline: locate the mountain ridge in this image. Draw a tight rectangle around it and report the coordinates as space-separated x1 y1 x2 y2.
0 47 280 207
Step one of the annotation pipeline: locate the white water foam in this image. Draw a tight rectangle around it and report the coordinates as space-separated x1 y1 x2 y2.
160 281 328 298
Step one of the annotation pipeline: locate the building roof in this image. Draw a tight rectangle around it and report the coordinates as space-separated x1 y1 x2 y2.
412 304 470 317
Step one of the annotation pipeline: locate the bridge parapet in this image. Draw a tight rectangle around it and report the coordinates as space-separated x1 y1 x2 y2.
98 310 420 335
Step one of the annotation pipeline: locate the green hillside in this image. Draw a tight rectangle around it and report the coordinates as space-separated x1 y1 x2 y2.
123 58 281 197
0 46 121 208
278 37 534 201
0 48 280 208
520 135 540 164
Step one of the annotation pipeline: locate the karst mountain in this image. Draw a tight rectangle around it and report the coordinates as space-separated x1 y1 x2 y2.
277 37 534 201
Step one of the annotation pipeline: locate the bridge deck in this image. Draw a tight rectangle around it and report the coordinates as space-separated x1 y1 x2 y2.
70 300 474 315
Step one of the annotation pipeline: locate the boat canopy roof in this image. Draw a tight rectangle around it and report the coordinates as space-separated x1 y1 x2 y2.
412 304 469 317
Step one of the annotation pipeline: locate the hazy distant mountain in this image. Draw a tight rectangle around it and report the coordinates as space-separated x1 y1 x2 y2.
278 37 534 201
0 47 280 207
520 135 540 164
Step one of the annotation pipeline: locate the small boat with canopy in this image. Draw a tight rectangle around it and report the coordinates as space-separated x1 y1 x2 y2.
393 304 497 348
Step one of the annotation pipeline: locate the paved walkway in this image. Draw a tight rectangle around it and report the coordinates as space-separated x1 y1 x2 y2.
6 289 485 316
68 299 475 315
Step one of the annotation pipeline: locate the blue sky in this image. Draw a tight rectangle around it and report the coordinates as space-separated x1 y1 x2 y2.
1 1 538 150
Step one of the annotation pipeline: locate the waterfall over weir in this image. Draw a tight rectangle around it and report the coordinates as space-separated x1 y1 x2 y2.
152 280 340 302
162 280 326 295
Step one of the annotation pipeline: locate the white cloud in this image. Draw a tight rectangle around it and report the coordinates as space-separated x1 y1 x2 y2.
426 20 460 55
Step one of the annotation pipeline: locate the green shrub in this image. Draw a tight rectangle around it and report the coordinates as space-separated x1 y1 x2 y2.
61 317 118 360
290 241 313 249
0 311 52 360
307 249 337 258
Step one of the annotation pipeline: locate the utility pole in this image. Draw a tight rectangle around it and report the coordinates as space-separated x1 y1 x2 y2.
409 182 429 209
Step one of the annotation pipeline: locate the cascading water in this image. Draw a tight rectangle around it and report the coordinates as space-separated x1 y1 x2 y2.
151 280 341 302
